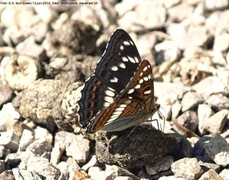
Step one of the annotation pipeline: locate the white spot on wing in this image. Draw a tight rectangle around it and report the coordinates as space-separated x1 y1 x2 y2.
123 41 131 46
128 88 134 94
120 45 124 50
135 84 141 89
111 66 118 71
143 66 148 72
104 96 113 103
118 62 126 69
143 76 149 81
139 79 144 84
122 57 129 62
110 77 118 83
104 102 110 107
105 90 115 97
128 56 136 63
144 90 151 95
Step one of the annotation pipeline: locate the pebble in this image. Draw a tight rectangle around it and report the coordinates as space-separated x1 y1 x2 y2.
171 158 203 179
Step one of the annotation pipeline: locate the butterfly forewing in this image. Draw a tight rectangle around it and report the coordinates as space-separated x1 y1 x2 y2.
77 29 142 129
95 29 141 92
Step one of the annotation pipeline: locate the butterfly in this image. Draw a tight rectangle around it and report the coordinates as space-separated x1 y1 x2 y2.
77 29 159 133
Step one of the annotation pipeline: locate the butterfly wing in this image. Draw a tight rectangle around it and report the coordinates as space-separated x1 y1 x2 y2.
77 29 141 129
87 60 157 132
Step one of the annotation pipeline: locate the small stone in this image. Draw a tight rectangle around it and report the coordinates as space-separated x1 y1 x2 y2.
204 109 228 135
50 141 65 165
18 129 34 151
0 160 5 174
176 110 198 132
199 169 223 180
213 32 229 52
167 23 186 49
56 161 69 180
12 168 42 180
0 146 5 158
0 131 20 152
181 91 204 112
65 134 90 163
33 4 56 23
184 25 209 47
171 158 203 180
0 85 13 107
114 176 133 180
23 138 53 161
204 135 229 167
16 36 46 60
198 161 220 172
145 156 174 175
34 126 52 143
193 136 213 162
0 103 22 136
168 2 194 22
88 166 106 180
197 104 213 135
193 76 228 98
204 0 229 11
82 155 97 171
155 40 181 64
219 168 229 180
66 157 81 179
27 156 60 179
154 82 189 105
5 152 23 168
0 171 14 180
206 94 229 111
3 54 41 90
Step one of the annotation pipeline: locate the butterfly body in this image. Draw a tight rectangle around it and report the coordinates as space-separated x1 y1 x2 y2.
77 29 158 133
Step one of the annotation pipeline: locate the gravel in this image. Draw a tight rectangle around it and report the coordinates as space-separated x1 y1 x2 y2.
0 0 229 179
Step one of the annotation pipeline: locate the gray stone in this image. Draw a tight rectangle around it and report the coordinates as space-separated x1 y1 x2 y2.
117 0 166 31
185 26 209 48
12 168 42 180
65 134 90 163
155 41 181 64
0 131 20 152
16 36 45 59
204 135 229 167
206 94 229 111
167 23 186 50
154 82 189 105
0 146 5 158
171 158 203 179
204 0 229 11
27 157 60 179
0 85 13 107
0 160 5 174
3 54 41 90
181 91 204 112
197 104 213 135
193 76 228 98
5 152 23 168
176 110 198 132
0 171 14 180
199 169 223 180
18 129 34 151
145 156 174 175
219 168 229 180
204 109 228 135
